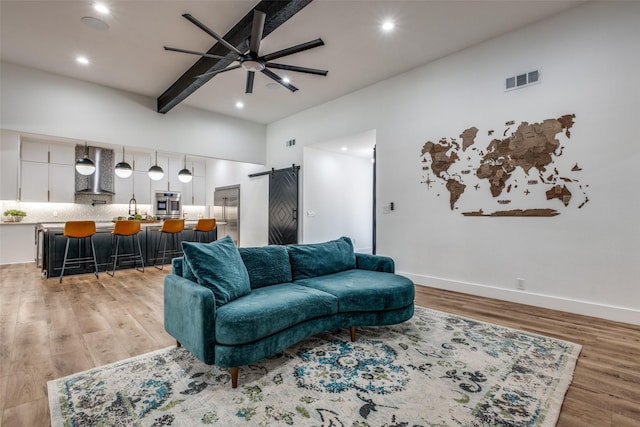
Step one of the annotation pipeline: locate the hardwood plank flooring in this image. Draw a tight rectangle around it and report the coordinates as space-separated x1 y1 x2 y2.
1 263 638 426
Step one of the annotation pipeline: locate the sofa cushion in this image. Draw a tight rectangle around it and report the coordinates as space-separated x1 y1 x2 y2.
295 269 414 312
182 236 251 308
238 246 293 289
287 236 356 280
215 283 338 345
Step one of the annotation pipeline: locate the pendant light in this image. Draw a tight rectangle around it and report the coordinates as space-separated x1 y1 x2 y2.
114 146 133 178
178 155 193 183
148 151 164 181
75 141 96 175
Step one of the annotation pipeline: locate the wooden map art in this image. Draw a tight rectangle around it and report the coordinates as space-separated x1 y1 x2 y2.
419 114 588 217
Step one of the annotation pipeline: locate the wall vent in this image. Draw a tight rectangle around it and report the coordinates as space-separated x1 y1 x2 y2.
286 139 296 147
505 69 540 91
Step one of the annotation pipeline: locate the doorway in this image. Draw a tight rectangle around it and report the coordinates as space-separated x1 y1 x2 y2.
302 130 376 252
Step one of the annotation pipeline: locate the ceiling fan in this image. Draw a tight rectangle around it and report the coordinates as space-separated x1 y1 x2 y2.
164 10 328 93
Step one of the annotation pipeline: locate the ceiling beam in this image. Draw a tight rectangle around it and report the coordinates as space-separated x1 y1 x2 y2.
157 0 314 114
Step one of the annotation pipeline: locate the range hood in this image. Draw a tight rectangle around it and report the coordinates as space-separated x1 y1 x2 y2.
75 146 115 197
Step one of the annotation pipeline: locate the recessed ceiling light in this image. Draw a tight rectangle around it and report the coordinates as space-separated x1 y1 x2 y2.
76 56 90 65
282 77 290 84
81 16 109 31
341 146 348 151
235 101 244 109
94 3 110 15
381 20 395 33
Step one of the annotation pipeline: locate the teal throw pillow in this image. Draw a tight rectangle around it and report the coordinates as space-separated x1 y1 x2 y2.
182 236 251 307
238 246 293 289
287 236 356 280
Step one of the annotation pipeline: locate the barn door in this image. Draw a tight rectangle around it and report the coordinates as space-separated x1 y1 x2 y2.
269 166 299 245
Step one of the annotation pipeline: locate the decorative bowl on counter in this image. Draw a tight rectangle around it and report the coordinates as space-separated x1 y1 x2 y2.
2 209 27 223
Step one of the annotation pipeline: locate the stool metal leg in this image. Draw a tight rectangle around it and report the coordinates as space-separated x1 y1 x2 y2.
154 232 166 269
135 233 145 272
59 237 71 283
90 235 99 279
107 235 120 277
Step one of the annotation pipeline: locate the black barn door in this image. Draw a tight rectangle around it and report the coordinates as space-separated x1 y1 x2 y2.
269 166 299 245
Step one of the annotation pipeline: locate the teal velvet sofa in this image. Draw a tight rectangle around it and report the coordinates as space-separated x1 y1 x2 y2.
164 236 414 388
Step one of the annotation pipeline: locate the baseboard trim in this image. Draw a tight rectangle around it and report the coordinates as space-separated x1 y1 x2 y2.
401 272 640 326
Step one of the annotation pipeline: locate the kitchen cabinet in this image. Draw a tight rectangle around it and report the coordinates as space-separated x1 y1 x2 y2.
0 223 35 265
1 130 20 200
19 140 75 202
38 222 216 277
191 160 206 205
115 151 153 204
49 163 76 202
133 170 151 204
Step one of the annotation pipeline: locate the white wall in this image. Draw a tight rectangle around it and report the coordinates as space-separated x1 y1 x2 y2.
302 146 373 252
205 158 268 248
264 2 640 324
0 61 266 164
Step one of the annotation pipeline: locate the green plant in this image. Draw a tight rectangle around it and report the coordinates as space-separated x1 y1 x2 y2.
3 209 27 217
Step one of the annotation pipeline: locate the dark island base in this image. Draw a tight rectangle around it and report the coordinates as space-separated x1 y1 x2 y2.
41 225 217 278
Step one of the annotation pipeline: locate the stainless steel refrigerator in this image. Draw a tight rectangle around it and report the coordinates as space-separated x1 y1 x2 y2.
213 185 240 246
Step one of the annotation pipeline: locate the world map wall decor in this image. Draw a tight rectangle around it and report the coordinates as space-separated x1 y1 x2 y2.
419 114 588 216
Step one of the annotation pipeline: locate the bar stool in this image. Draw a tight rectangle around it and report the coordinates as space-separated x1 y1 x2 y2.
107 220 144 276
59 220 99 283
153 219 185 269
191 218 216 242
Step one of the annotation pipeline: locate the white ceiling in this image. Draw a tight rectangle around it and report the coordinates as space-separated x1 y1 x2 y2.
1 0 582 125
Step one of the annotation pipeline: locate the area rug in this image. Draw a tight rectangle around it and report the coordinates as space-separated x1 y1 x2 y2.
48 306 581 426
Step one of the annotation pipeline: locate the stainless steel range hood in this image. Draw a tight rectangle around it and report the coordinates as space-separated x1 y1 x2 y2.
75 146 115 201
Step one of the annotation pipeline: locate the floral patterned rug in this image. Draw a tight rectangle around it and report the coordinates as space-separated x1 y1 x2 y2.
48 306 581 426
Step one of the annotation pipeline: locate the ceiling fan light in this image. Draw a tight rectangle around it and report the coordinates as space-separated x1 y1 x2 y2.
75 157 96 175
115 161 133 178
178 168 193 183
241 60 265 72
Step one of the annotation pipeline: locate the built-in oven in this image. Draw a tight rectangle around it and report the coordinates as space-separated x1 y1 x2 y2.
154 191 181 219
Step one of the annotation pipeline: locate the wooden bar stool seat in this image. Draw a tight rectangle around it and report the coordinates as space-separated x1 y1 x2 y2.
107 220 144 276
153 219 185 269
191 218 216 242
59 220 99 283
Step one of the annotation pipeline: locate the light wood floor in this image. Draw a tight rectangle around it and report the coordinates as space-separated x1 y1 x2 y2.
1 263 638 426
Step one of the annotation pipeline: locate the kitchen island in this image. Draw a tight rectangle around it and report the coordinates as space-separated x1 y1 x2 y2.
37 220 216 278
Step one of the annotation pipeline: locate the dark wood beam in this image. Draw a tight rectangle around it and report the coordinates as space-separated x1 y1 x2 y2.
157 0 314 114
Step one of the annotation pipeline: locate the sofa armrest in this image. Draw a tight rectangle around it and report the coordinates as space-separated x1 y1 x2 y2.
355 253 395 273
164 274 217 364
172 257 184 276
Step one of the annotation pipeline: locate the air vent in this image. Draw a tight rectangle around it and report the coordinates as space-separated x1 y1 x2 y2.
286 139 296 147
505 69 540 91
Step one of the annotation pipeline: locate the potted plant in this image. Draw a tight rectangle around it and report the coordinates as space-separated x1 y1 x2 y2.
3 209 27 222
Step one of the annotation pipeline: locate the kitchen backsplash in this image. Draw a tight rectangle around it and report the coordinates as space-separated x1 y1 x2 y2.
1 201 208 223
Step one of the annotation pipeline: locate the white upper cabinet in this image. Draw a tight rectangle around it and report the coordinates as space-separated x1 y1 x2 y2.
19 139 75 202
49 163 76 202
191 160 206 205
49 143 75 165
0 130 20 200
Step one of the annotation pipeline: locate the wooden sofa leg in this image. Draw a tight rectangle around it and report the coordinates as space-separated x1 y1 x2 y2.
350 326 356 342
176 340 182 348
230 367 239 388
